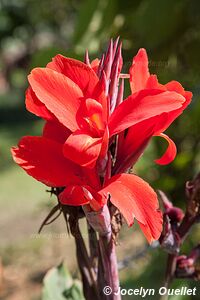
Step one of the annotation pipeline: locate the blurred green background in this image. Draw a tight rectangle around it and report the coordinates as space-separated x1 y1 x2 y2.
0 0 200 299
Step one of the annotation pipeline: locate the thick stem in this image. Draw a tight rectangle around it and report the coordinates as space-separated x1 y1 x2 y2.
74 229 99 300
62 210 100 300
87 222 99 272
83 205 121 300
99 231 120 300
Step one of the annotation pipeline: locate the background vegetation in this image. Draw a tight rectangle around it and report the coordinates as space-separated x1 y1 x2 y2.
0 0 200 299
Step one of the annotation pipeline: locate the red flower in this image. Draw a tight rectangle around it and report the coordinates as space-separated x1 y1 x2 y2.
25 54 186 169
11 43 192 243
114 49 192 173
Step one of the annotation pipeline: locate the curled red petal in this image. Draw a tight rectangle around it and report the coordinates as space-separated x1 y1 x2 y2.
100 174 163 243
28 68 83 131
152 81 192 134
129 48 150 93
63 131 102 168
11 136 81 187
154 133 177 165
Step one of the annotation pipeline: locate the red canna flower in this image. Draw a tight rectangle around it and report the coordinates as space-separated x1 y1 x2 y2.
25 50 186 169
114 49 192 173
11 40 192 243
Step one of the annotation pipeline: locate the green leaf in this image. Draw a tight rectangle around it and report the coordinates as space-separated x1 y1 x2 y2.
42 263 85 300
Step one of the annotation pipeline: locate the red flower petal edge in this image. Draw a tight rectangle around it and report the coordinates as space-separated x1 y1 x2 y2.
100 173 163 243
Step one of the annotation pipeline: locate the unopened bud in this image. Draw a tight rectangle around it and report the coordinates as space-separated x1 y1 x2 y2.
176 255 195 278
159 215 181 254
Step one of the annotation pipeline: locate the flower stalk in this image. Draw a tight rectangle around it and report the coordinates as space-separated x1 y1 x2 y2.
62 205 100 300
83 204 120 299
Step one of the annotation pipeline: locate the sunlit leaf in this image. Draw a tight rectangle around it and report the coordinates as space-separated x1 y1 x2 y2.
42 263 85 300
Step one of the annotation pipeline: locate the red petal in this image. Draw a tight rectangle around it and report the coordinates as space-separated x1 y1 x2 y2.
91 58 100 73
165 80 185 95
59 185 89 206
100 174 163 243
153 81 192 134
76 98 105 134
25 87 55 121
145 75 165 90
99 126 109 158
47 55 108 119
129 48 150 93
82 168 101 190
43 121 71 144
59 185 104 211
84 98 103 115
137 221 162 244
109 89 185 136
116 82 191 169
115 119 155 173
63 131 102 168
11 136 81 187
28 68 83 131
47 55 99 98
154 133 177 165
115 90 189 172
